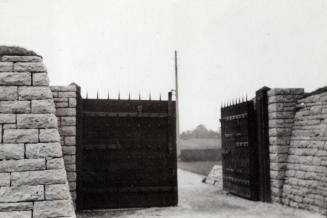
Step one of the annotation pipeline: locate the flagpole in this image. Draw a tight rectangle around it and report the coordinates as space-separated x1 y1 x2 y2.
175 50 180 147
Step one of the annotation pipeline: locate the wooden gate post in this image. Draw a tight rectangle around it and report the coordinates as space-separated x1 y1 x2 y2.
76 86 84 211
255 87 271 202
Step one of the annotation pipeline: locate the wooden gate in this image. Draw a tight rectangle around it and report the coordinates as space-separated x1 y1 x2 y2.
76 92 177 210
220 88 271 202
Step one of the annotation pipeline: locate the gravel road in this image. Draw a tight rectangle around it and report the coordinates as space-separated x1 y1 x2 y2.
78 169 323 218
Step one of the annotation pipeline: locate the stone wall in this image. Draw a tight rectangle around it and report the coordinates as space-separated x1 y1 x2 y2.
50 85 79 206
0 48 76 218
268 87 327 214
268 88 304 203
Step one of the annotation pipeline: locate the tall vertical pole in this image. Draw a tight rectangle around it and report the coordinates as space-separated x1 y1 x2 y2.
175 50 180 147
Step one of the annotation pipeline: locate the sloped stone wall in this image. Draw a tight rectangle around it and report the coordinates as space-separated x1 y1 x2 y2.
0 48 76 218
282 91 327 214
50 85 78 206
268 87 327 215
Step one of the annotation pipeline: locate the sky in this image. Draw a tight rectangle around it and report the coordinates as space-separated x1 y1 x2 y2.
1 0 327 131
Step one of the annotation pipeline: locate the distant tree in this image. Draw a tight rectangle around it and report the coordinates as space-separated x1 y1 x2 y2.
180 124 220 139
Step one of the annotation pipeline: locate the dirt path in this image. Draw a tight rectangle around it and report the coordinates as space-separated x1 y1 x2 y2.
78 169 323 218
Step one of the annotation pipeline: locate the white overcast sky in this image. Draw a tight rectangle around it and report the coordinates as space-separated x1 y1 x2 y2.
1 0 327 131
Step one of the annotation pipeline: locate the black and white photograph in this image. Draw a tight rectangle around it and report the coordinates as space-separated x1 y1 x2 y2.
0 0 327 217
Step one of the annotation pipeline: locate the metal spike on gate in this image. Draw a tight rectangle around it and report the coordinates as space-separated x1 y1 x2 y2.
128 92 131 100
159 93 162 101
107 91 110 100
86 92 88 99
97 91 99 99
149 92 151 101
139 92 141 100
118 92 120 100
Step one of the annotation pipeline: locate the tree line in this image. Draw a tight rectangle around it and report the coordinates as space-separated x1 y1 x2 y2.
180 124 220 139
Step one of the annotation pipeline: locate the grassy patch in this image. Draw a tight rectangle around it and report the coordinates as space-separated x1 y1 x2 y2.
178 161 221 176
178 138 221 156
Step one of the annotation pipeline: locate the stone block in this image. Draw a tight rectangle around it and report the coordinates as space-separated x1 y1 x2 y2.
69 182 76 191
1 55 42 62
269 119 294 128
268 103 297 112
0 185 44 202
0 101 30 114
64 155 75 165
39 129 60 142
64 136 76 146
14 62 46 72
268 95 302 104
0 62 13 72
0 144 24 160
0 159 45 173
11 169 67 186
60 126 76 136
33 200 74 218
32 73 49 86
69 97 77 107
50 85 76 92
62 146 76 155
0 173 10 186
270 162 287 171
2 124 16 129
45 184 70 200
54 101 69 108
65 164 76 172
67 172 76 182
70 191 76 200
0 211 32 218
61 117 76 126
18 86 52 100
31 99 56 114
53 97 68 102
47 158 65 170
55 108 76 116
3 129 38 143
269 111 295 119
269 128 292 137
0 72 31 86
0 202 33 211
52 91 58 97
0 114 16 124
268 88 304 96
0 86 17 100
58 92 76 98
17 114 57 129
25 143 62 159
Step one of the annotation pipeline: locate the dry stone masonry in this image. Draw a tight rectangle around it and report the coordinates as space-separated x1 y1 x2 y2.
268 87 327 215
0 47 76 218
50 85 79 205
268 88 304 203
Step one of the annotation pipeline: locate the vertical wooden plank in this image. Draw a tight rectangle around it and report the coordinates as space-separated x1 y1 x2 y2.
256 87 271 202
